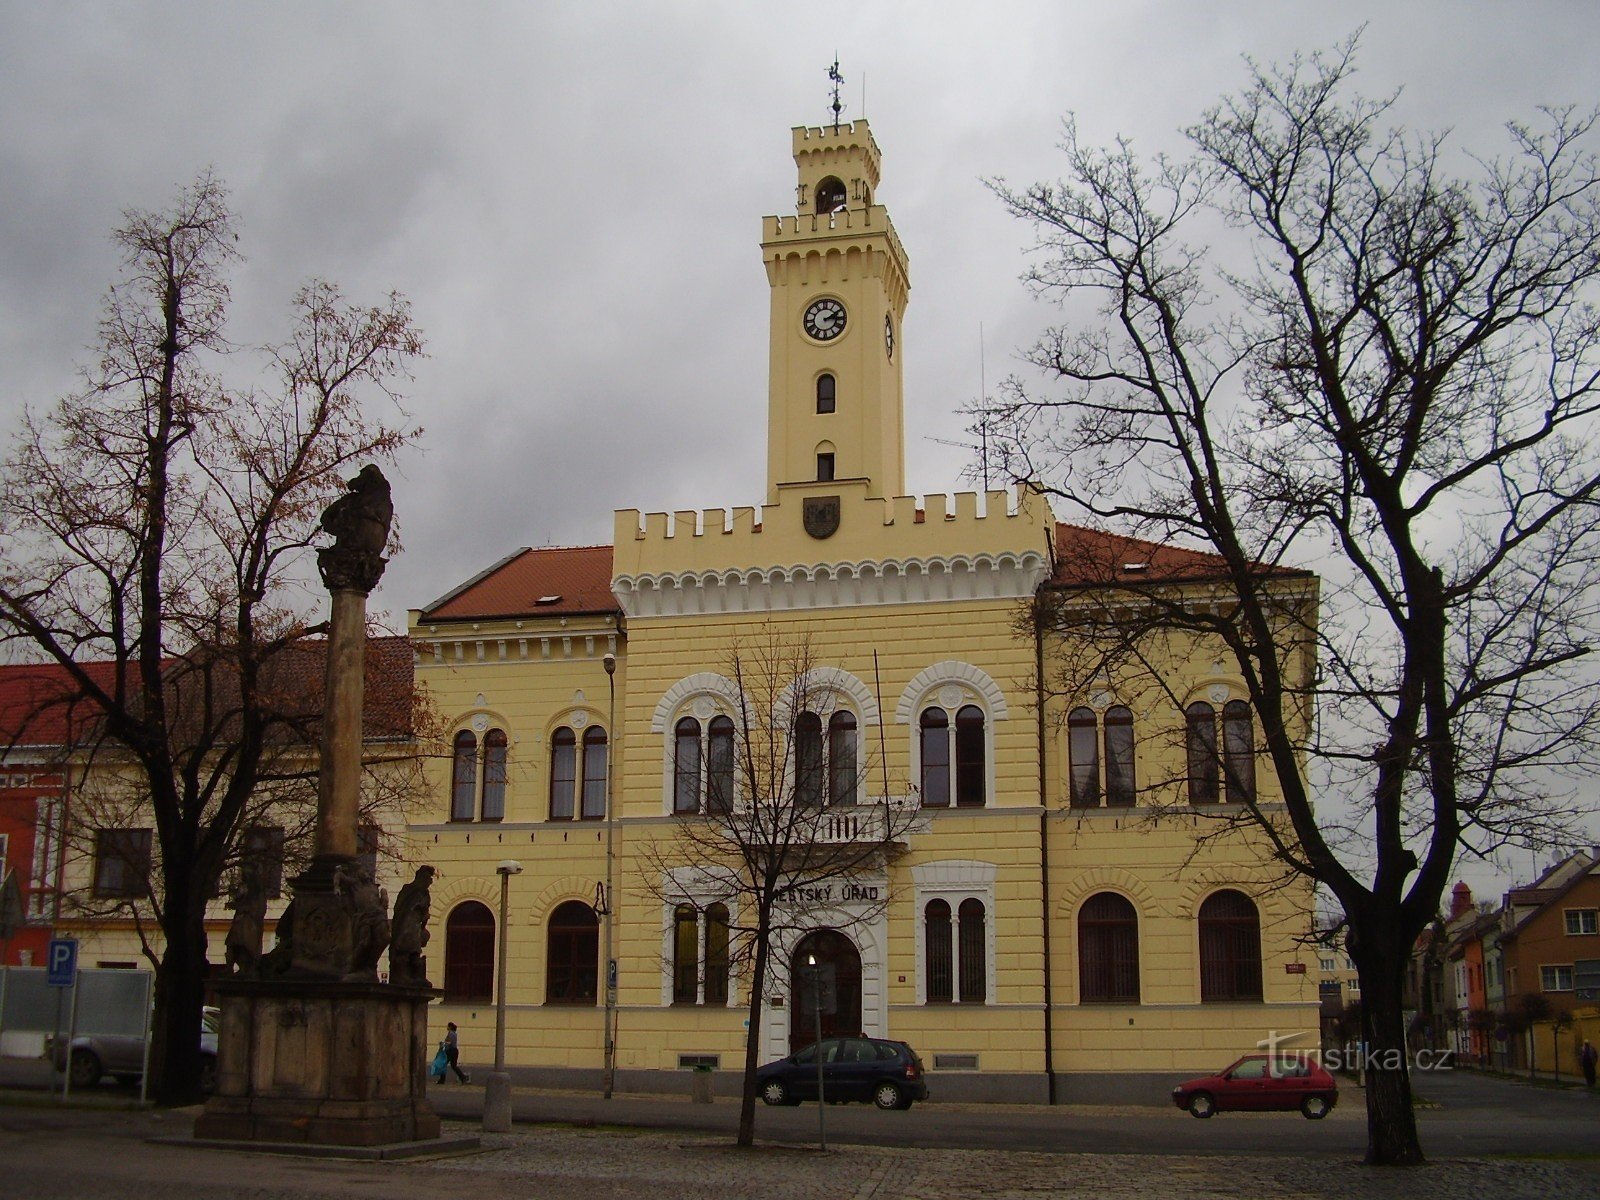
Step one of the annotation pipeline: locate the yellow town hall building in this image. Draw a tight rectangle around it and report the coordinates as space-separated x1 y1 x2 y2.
406 116 1319 1103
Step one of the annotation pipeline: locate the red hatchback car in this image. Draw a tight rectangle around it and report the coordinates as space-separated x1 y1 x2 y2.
1171 1054 1337 1119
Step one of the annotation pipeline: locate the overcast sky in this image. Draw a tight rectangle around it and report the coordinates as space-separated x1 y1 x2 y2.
3 1 1597 896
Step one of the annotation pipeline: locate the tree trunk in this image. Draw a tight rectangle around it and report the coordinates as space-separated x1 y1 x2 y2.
736 934 771 1147
1354 936 1425 1165
150 894 208 1104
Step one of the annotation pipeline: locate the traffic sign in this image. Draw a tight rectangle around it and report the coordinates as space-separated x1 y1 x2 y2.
46 937 77 987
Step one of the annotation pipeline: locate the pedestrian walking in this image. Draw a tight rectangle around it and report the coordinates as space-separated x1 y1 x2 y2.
1580 1038 1597 1089
442 1021 471 1083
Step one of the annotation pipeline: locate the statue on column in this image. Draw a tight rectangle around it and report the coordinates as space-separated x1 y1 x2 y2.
317 464 394 595
388 866 436 987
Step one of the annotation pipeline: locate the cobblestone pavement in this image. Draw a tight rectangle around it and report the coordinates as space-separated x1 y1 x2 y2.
3 1109 1598 1199
425 1127 1599 1200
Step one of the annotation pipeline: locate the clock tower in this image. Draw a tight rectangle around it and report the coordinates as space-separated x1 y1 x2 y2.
761 119 910 504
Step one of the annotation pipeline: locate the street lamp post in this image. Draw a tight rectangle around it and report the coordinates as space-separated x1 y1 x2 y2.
808 952 826 1151
602 652 617 1100
484 859 522 1133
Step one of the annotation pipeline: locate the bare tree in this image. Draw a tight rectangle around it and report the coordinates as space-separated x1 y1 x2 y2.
0 174 424 1102
980 40 1600 1164
638 626 919 1147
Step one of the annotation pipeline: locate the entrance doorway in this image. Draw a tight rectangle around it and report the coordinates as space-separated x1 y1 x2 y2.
789 928 862 1053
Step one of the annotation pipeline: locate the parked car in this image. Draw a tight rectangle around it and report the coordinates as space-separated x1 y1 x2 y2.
50 1006 219 1090
1171 1053 1337 1119
757 1036 928 1110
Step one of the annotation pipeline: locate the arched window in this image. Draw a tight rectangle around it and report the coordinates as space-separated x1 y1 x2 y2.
958 899 987 1003
919 708 950 807
581 726 608 819
1078 892 1140 1003
816 373 836 414
814 176 847 213
450 730 477 821
829 711 858 806
549 727 577 820
954 705 986 807
453 727 510 822
674 717 702 814
925 899 953 1002
672 903 698 1004
1185 701 1220 805
1068 706 1099 807
1222 700 1255 803
1199 890 1263 1001
481 729 507 821
707 716 735 813
1104 706 1136 807
704 903 730 1005
816 452 835 482
795 712 824 807
443 901 495 1002
546 900 600 1005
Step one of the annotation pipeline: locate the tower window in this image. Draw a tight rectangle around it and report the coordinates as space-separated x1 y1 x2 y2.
816 373 836 414
816 453 835 482
815 176 847 214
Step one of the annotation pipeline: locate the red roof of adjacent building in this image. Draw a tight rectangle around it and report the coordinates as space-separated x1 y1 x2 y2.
0 637 414 750
1049 523 1313 588
418 545 618 622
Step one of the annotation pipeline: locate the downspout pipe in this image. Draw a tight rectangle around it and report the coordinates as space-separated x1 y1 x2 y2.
1035 597 1057 1104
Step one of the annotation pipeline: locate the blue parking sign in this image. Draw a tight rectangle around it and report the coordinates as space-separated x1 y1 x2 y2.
46 937 77 987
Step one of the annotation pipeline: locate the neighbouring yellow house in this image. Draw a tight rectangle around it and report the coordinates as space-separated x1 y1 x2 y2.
405 114 1320 1104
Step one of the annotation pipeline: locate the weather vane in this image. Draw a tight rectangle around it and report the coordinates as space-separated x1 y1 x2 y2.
827 57 844 131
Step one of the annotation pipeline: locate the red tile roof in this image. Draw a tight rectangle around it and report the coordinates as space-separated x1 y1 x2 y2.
419 545 617 622
0 637 414 751
0 661 125 750
1049 523 1313 588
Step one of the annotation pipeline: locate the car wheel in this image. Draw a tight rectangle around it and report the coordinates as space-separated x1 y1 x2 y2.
1187 1091 1216 1119
200 1056 218 1093
873 1082 904 1111
68 1049 102 1089
760 1079 791 1106
1301 1094 1331 1120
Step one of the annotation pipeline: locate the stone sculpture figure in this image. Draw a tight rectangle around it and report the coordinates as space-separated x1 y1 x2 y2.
224 869 268 977
336 859 391 981
388 865 435 987
257 897 296 978
316 464 394 594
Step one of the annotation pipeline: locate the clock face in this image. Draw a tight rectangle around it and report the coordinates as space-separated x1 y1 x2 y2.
884 314 895 359
803 297 847 342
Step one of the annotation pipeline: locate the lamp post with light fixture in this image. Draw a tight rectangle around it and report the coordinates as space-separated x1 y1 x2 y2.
602 652 618 1099
484 859 522 1133
808 951 826 1151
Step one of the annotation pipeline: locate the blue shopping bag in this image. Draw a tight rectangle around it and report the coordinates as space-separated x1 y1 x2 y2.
429 1044 448 1081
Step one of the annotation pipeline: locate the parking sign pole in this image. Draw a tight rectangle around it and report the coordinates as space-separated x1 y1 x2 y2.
63 982 79 1103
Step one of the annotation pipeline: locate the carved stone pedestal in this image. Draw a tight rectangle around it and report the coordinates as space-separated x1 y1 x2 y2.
195 979 441 1147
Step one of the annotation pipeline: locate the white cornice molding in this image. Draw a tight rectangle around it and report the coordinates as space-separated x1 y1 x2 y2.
613 552 1049 619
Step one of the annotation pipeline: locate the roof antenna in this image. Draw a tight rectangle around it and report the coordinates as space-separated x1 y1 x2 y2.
828 57 845 132
979 322 991 492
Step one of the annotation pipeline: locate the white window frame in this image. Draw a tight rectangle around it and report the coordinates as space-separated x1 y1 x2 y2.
1540 963 1575 992
897 662 1007 810
659 869 739 1008
1563 908 1598 936
911 860 996 1006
